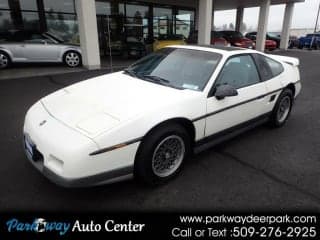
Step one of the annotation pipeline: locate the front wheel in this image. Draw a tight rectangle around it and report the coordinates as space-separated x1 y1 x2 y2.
64 51 82 67
269 88 293 128
0 51 11 69
134 124 191 186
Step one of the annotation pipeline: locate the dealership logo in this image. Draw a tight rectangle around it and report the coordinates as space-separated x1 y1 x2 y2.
6 218 71 235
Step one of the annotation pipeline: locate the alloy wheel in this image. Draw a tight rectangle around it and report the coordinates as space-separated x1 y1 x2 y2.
0 53 9 69
65 52 80 67
277 95 291 123
152 135 185 178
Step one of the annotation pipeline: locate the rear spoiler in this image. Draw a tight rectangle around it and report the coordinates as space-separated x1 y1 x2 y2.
269 54 300 67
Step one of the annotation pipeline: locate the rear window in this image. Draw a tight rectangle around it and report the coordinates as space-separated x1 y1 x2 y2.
221 31 243 38
252 54 284 80
212 31 223 38
265 57 284 77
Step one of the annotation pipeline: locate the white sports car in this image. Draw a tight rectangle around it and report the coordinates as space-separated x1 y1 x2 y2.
23 45 301 187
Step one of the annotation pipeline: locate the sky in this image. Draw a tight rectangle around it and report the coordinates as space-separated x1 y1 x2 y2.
214 0 320 32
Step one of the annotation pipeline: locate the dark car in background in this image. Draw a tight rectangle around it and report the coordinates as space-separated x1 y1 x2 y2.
219 31 254 49
298 33 320 49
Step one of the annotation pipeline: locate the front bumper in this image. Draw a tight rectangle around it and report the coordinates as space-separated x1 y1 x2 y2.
23 101 138 187
25 147 133 187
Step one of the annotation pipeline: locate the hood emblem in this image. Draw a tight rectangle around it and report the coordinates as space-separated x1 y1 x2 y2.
39 120 47 126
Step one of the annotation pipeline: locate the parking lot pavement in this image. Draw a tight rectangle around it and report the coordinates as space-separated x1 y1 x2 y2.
1 49 320 212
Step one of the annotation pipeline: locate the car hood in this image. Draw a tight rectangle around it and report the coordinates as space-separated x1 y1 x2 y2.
41 72 197 138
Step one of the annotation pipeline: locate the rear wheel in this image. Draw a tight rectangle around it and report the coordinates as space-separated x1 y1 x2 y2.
0 51 10 69
64 51 82 67
134 124 191 186
269 88 293 128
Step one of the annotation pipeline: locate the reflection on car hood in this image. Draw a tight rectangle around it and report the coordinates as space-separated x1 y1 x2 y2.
41 72 196 138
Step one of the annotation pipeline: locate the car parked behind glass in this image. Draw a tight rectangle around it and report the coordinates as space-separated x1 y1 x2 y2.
0 30 82 69
153 34 186 51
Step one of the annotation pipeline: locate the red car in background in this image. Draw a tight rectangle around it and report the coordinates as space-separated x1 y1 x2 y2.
245 32 277 50
218 31 255 49
211 31 230 46
264 39 277 50
187 31 230 46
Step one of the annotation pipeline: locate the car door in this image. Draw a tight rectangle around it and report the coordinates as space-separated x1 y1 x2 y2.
5 31 26 61
205 54 269 137
22 34 60 61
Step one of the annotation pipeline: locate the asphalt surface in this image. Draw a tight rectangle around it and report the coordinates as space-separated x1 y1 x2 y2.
1 50 320 212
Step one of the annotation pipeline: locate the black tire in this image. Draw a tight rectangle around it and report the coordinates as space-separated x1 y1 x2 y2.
298 45 303 49
134 123 191 186
63 51 82 67
269 88 294 128
0 51 11 69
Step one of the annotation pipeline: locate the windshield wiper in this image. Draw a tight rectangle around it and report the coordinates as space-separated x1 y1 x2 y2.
141 75 184 90
142 75 170 84
123 69 138 77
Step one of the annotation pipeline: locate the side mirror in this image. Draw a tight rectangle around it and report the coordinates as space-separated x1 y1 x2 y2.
214 84 238 100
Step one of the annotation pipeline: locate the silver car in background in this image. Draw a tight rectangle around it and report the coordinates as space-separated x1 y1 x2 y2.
0 31 82 69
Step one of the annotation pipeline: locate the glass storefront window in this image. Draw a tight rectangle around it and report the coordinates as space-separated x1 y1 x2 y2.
95 1 111 15
126 4 149 18
154 7 172 18
19 0 38 11
119 3 125 16
176 10 194 22
0 0 9 9
153 7 172 38
46 13 78 44
22 12 40 30
0 10 13 31
175 9 195 39
43 0 75 13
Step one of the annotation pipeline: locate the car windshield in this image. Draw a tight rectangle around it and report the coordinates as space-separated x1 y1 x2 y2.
222 31 243 38
212 31 223 38
268 32 280 38
306 34 320 38
124 48 222 91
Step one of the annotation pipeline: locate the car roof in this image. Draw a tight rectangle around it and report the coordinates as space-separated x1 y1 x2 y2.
167 44 255 55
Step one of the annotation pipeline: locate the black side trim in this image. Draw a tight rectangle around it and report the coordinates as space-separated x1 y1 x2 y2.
269 94 276 102
89 137 143 156
194 113 271 154
42 166 133 188
192 88 283 122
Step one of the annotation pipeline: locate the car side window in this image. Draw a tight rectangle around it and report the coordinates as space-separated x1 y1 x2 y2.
265 57 284 77
24 34 53 44
252 53 273 81
215 55 261 89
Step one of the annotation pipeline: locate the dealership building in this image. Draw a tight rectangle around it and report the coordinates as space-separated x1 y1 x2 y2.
0 0 304 69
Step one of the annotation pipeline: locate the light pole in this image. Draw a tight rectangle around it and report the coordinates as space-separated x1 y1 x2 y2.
310 1 320 50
